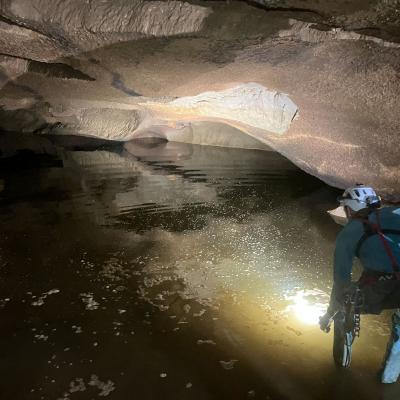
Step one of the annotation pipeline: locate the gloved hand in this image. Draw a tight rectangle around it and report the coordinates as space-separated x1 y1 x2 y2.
319 311 334 333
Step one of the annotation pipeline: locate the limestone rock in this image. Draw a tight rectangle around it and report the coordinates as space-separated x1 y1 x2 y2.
145 83 298 134
0 0 211 55
0 55 28 89
51 108 142 141
279 19 400 48
0 20 65 62
0 132 58 159
0 0 400 199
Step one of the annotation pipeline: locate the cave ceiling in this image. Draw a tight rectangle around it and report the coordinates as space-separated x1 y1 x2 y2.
0 0 399 198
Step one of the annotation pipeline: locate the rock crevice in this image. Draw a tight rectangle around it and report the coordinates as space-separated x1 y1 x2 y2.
279 18 400 48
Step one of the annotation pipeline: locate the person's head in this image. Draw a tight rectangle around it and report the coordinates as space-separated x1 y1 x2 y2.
338 185 381 219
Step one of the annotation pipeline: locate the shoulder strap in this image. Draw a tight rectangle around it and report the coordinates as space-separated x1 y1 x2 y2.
356 228 400 258
355 210 400 278
374 210 400 276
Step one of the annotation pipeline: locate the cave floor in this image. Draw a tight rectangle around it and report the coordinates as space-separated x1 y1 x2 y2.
0 141 399 400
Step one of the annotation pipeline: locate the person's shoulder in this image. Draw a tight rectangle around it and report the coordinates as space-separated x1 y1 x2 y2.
336 219 363 242
344 218 363 231
381 206 400 216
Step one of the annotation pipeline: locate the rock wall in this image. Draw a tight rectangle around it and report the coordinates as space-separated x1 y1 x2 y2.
279 19 400 48
250 0 400 39
51 108 142 141
0 55 28 89
0 0 211 54
0 19 65 62
0 0 400 199
144 83 298 134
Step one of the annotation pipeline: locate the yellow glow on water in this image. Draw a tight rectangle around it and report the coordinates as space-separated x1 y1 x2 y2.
285 290 328 325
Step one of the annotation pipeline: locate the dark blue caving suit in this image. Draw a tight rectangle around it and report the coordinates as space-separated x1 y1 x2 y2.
334 206 400 289
331 206 400 383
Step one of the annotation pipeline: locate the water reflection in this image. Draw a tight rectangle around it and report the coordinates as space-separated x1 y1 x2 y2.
285 289 329 325
0 140 397 399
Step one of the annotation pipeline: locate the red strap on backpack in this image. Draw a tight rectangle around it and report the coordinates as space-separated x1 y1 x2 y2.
366 210 400 280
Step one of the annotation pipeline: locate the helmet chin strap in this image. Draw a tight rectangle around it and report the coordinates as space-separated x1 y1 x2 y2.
343 205 361 222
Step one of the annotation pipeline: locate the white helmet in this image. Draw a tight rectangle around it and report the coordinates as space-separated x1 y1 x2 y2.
338 185 381 212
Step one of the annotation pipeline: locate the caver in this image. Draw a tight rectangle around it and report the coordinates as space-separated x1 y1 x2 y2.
320 185 400 383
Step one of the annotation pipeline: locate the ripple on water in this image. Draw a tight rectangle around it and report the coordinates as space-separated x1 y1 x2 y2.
2 141 394 399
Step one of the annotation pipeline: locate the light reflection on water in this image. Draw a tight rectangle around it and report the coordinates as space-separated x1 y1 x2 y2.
0 140 396 399
285 289 330 325
66 141 391 333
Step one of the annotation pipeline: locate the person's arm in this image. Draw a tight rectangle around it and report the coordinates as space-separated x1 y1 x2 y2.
328 227 358 313
320 224 360 332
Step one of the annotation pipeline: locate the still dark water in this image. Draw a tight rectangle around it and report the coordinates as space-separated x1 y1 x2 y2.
0 141 398 400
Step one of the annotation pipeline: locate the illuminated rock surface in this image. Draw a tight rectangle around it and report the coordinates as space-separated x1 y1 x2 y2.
0 0 400 198
1 3 400 398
